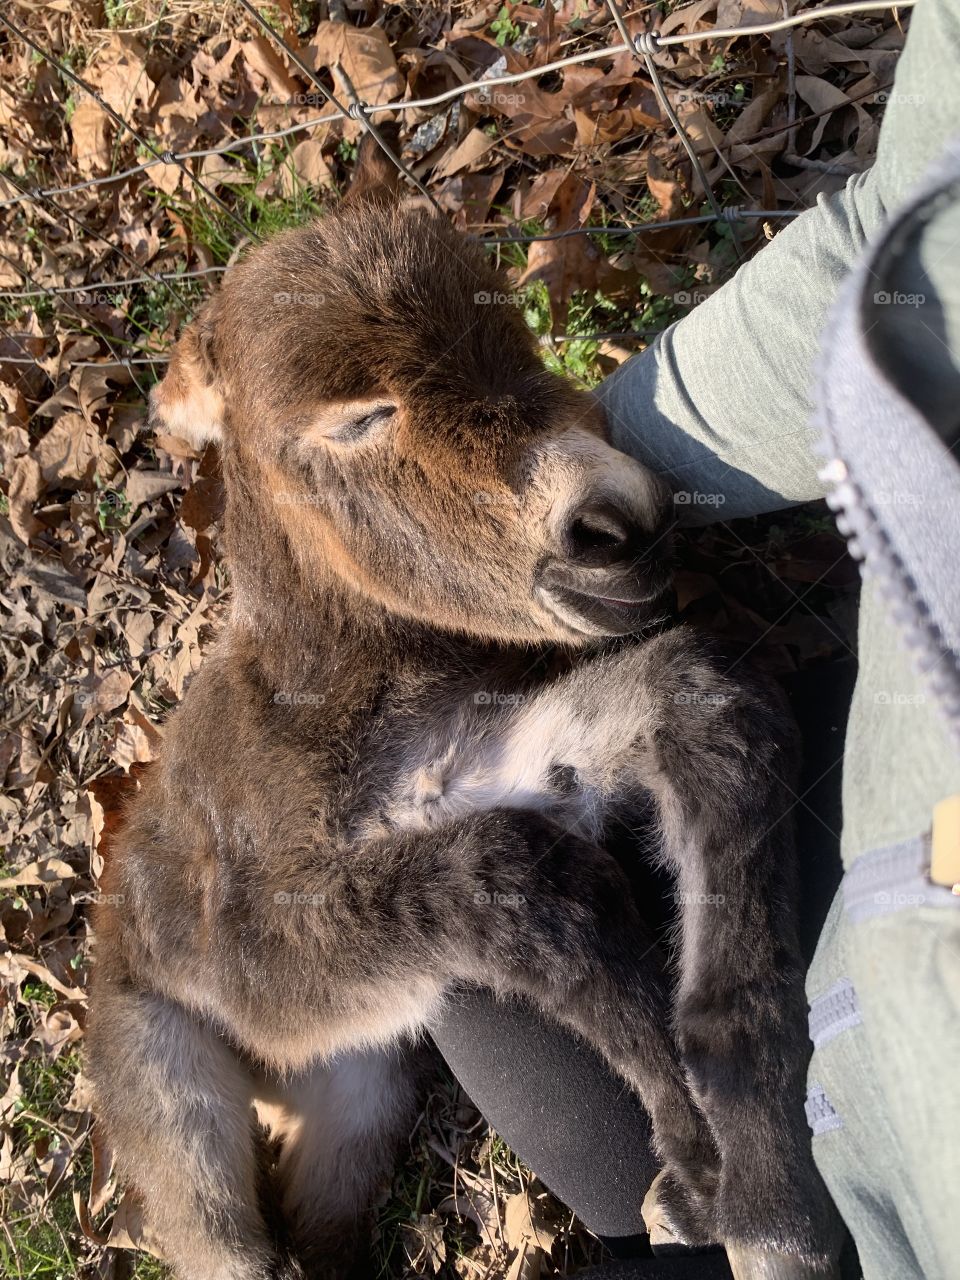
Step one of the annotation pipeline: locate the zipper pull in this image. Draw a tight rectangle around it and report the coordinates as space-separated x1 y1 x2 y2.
931 794 960 893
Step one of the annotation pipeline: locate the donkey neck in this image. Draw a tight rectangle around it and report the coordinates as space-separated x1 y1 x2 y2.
221 476 555 691
227 547 540 695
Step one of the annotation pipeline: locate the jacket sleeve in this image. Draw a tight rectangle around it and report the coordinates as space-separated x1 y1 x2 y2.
593 0 960 521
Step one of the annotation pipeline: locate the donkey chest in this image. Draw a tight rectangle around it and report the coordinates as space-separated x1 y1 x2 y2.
365 690 616 839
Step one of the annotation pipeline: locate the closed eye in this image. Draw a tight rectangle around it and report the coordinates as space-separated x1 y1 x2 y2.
304 400 398 446
330 404 397 443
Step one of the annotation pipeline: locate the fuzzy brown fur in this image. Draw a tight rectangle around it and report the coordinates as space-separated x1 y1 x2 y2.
87 143 839 1280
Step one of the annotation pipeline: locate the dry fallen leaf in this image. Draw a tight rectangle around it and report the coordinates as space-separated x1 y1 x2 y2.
281 138 334 194
0 857 76 889
306 22 404 129
70 100 112 176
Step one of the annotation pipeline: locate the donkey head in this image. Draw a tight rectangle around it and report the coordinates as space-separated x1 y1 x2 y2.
151 147 673 646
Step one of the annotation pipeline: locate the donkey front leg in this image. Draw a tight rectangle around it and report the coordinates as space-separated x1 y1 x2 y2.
278 811 720 1245
486 835 721 1242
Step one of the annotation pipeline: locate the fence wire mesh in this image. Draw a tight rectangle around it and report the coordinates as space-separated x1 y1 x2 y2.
0 0 914 368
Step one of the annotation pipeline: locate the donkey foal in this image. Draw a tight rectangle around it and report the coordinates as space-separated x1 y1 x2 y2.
87 148 839 1280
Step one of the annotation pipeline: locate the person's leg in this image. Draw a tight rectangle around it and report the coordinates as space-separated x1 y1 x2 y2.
803 162 960 1277
431 987 658 1253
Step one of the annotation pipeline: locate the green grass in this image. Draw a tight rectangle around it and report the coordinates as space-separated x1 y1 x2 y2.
490 4 524 46
94 477 133 532
1 1017 171 1279
517 278 685 387
480 206 692 386
156 142 333 266
1 1047 88 1280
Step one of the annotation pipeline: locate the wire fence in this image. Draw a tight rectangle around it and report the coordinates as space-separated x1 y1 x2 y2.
0 0 914 371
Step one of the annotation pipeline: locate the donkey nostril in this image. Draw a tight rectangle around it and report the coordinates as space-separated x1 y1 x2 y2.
565 503 632 563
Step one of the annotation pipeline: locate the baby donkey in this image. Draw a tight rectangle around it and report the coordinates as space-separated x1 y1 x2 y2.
88 146 838 1280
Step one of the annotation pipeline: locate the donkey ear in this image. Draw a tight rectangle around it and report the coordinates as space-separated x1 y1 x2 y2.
343 124 403 207
149 300 224 449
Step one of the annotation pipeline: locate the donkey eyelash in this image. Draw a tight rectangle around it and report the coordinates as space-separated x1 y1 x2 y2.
327 404 397 444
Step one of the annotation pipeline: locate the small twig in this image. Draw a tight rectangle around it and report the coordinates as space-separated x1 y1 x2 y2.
784 153 859 174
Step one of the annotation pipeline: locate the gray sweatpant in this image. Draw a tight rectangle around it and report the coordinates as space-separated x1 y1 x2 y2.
594 1 960 1274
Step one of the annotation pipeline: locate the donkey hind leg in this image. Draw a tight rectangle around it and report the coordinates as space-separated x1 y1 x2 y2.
257 1047 420 1280
641 645 843 1275
89 987 275 1280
